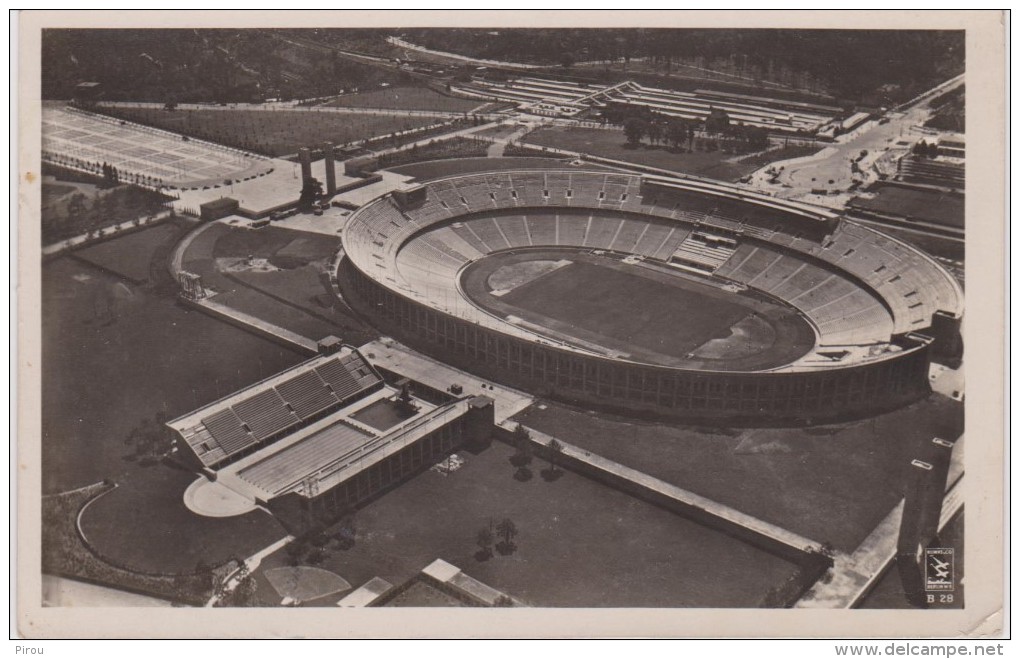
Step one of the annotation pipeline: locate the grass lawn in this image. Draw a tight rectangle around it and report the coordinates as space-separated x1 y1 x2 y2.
472 123 526 140
513 393 964 554
257 440 800 607
327 86 480 113
41 174 171 245
42 255 306 492
737 145 823 170
524 126 760 181
849 186 964 229
194 223 377 345
73 221 187 283
42 182 76 206
213 224 340 264
78 464 286 574
501 260 751 358
385 156 577 181
100 107 443 157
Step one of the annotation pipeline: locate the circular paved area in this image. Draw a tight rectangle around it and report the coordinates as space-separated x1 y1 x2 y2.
183 476 257 518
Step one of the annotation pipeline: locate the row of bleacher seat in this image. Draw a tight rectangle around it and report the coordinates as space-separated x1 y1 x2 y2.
714 242 895 344
196 353 382 465
347 171 961 343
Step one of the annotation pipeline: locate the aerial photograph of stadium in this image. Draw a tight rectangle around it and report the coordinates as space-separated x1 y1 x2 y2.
35 21 970 613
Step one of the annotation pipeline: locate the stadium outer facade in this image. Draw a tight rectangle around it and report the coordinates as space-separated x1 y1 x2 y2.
337 169 963 425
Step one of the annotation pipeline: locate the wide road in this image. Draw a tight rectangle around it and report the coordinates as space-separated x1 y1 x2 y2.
761 74 964 198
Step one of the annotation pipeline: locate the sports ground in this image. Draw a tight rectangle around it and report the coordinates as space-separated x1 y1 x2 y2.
462 250 816 370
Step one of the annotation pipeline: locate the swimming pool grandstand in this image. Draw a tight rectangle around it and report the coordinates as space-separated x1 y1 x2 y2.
168 344 496 527
169 347 384 469
455 76 842 133
339 170 963 423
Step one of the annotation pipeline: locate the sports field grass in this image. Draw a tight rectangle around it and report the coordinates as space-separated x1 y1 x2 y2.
99 107 443 157
42 255 306 492
849 186 964 229
73 221 186 283
256 440 800 607
462 249 815 370
501 260 751 358
326 86 480 113
523 126 760 181
512 393 964 554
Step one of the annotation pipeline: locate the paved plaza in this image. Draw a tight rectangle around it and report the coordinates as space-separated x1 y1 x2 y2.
42 105 273 188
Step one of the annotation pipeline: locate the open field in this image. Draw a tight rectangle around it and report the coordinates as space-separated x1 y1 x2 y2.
42 252 306 492
78 465 286 574
849 186 964 229
512 393 963 554
256 440 800 607
97 107 442 157
523 126 760 181
503 261 751 357
73 221 188 283
326 86 481 113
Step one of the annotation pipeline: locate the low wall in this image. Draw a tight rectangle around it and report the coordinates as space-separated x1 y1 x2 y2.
176 296 317 355
495 425 829 568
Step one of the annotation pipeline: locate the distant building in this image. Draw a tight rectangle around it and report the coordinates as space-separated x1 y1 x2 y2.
936 133 965 159
199 197 240 221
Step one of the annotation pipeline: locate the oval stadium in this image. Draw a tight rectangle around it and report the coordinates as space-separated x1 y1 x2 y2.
338 170 963 424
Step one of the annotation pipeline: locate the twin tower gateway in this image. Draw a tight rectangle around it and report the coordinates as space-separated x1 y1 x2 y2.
298 142 338 195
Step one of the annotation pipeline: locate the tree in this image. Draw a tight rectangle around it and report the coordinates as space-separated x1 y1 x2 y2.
545 438 564 472
705 106 731 135
665 118 688 150
298 176 323 211
512 425 533 465
623 117 648 146
646 121 664 146
495 518 518 554
476 526 494 559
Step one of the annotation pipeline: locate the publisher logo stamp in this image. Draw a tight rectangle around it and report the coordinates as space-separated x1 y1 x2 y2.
925 548 954 591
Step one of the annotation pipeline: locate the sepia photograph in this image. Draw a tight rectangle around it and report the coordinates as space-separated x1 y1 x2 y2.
14 9 1006 640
